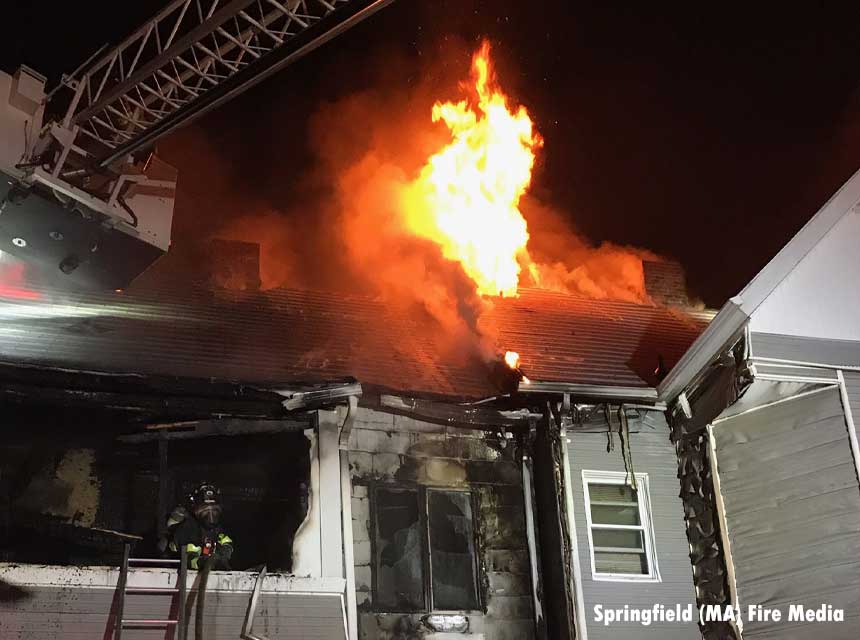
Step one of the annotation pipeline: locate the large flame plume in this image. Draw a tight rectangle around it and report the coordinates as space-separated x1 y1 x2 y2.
208 39 662 364
401 41 541 298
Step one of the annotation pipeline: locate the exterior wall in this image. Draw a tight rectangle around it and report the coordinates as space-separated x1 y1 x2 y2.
0 564 346 640
0 421 346 639
845 370 860 432
748 207 860 341
712 387 860 638
751 332 860 369
567 420 699 639
346 407 534 640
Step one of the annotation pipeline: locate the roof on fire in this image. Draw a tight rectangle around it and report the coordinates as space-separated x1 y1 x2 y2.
0 267 709 400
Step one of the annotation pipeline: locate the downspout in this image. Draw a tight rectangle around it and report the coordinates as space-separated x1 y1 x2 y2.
559 398 588 640
521 422 547 640
339 395 359 640
836 370 860 485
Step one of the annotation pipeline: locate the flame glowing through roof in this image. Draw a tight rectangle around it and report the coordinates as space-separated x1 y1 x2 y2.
401 41 542 298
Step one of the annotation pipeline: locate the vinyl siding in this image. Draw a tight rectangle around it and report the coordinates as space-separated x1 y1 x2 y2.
567 417 699 639
713 387 860 639
751 332 860 368
843 371 860 436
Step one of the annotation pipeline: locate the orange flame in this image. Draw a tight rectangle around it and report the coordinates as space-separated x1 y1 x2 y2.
504 350 530 384
401 41 542 298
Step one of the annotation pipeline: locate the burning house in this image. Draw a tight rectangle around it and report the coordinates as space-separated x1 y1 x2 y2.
0 254 709 639
1 25 714 640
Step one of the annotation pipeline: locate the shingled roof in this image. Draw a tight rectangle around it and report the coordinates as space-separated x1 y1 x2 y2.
0 264 709 400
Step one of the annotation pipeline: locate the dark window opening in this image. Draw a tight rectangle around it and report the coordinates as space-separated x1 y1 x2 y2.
0 409 310 571
375 488 425 610
428 490 479 611
373 485 479 613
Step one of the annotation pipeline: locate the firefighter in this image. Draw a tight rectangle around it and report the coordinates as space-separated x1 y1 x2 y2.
160 482 234 570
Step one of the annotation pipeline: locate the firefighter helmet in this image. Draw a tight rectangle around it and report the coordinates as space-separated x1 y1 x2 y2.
188 482 223 527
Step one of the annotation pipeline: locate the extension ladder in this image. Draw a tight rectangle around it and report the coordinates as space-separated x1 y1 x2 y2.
115 543 187 639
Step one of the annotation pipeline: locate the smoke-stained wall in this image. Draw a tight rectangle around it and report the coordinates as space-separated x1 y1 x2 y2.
0 411 310 570
346 406 535 640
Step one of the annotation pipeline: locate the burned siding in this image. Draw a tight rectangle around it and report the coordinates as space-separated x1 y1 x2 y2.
0 566 346 640
0 411 310 570
347 407 534 640
567 416 699 639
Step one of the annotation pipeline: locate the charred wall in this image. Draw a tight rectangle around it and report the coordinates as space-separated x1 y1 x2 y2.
0 407 310 571
347 406 535 640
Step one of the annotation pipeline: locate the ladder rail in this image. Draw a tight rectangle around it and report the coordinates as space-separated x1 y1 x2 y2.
114 543 188 639
178 545 187 639
44 0 394 171
115 543 131 640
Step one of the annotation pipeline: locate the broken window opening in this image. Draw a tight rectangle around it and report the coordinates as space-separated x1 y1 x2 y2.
373 485 480 613
0 410 310 572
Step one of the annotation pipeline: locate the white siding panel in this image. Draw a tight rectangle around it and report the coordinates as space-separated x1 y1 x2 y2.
749 209 860 341
0 568 346 640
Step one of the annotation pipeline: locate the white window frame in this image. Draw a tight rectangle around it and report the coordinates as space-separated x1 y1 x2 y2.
581 470 661 583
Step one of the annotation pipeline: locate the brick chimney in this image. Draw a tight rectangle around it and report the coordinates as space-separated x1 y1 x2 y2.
206 239 261 291
643 259 688 307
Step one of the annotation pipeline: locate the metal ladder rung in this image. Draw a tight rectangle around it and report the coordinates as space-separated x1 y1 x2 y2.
124 587 180 594
116 543 187 639
128 557 181 565
121 619 178 626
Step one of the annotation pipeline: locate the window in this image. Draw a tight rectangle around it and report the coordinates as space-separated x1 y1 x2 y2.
582 470 660 582
373 486 480 612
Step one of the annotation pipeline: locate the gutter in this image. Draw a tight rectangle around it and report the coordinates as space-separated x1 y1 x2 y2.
339 396 360 640
656 297 748 403
519 381 659 404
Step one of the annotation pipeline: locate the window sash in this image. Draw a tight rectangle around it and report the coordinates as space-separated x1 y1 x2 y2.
371 484 481 613
426 489 480 612
582 471 660 582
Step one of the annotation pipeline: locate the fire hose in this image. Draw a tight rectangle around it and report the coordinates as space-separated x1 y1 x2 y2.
194 558 211 640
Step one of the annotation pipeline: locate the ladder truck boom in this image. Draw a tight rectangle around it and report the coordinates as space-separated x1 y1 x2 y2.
0 0 393 290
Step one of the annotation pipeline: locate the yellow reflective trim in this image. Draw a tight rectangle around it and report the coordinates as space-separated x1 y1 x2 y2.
217 534 233 545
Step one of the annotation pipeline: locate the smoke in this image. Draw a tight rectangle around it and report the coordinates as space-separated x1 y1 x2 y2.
519 196 660 303
210 42 664 359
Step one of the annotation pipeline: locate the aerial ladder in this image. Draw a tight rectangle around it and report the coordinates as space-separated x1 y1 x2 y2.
0 0 393 289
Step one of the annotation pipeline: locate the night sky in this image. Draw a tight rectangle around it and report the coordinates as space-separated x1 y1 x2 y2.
3 1 860 307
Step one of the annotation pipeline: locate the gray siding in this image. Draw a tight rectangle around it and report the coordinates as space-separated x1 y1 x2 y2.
844 370 860 436
751 332 860 367
567 418 699 640
713 387 860 639
753 363 838 381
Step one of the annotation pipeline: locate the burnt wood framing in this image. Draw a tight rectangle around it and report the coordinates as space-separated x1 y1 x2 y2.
531 407 577 640
373 393 535 430
0 360 359 421
668 341 751 640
